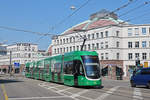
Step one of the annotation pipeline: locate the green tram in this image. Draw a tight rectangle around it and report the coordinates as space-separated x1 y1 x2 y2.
25 51 101 87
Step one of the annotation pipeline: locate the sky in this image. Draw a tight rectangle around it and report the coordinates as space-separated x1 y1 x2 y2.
0 0 150 50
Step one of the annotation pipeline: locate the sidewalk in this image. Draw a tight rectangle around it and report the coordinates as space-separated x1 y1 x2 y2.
102 76 130 82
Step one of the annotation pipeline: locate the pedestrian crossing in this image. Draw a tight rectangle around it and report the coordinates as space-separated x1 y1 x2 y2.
38 82 150 100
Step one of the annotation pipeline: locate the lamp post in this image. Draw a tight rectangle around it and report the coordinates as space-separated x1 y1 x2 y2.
9 50 12 75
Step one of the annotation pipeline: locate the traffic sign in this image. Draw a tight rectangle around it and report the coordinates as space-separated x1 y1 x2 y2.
14 62 20 68
144 62 148 68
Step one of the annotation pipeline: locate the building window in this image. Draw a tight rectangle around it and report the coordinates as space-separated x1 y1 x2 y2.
57 40 59 44
142 28 146 35
25 47 27 51
63 48 65 52
67 47 68 52
92 44 95 50
84 45 86 50
77 46 79 51
142 41 146 48
96 33 99 38
88 44 91 50
128 42 132 48
117 53 119 60
96 43 99 49
101 53 104 60
80 45 82 50
128 28 132 36
54 49 56 54
28 53 31 58
149 27 150 34
101 32 103 38
60 48 62 53
105 31 108 37
105 53 108 60
63 39 65 44
116 41 119 48
73 37 75 42
135 28 139 35
135 53 139 59
92 33 94 39
32 47 35 51
101 42 104 49
73 46 75 51
142 53 147 60
88 34 90 40
149 41 150 47
70 38 72 43
70 47 72 52
60 39 62 44
105 42 108 48
116 31 119 37
57 48 59 54
66 38 68 43
128 53 132 60
135 41 139 48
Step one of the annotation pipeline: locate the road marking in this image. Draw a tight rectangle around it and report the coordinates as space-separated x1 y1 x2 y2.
71 90 89 98
95 86 120 100
57 87 73 92
38 83 92 100
133 88 143 100
9 96 71 100
1 84 8 100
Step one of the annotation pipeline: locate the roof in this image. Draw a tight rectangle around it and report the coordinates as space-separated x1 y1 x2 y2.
62 17 124 35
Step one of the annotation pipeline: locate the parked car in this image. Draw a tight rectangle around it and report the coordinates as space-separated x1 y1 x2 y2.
130 68 150 88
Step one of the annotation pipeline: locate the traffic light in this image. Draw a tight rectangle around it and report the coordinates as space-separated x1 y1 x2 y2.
136 60 140 66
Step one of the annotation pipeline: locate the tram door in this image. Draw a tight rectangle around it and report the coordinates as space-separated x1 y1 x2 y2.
73 60 84 86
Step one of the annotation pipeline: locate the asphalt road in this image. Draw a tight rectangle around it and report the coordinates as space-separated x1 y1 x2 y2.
0 75 150 100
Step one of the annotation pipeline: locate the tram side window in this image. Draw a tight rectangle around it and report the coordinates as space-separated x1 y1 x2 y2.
54 63 61 73
51 61 55 72
26 67 30 73
64 61 73 74
40 68 44 73
45 64 50 73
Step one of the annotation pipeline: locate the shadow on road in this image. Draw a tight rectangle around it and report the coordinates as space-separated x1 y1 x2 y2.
0 79 23 84
74 85 104 89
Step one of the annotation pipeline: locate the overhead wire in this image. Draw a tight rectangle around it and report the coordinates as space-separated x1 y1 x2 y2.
58 0 136 39
36 0 92 43
119 1 150 17
0 26 54 36
95 0 138 27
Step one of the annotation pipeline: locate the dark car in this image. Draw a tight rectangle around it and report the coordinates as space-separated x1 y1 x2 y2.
130 68 150 88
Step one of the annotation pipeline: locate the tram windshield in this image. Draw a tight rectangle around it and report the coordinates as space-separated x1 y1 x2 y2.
81 56 100 79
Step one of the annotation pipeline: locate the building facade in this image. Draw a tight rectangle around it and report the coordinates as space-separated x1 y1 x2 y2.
0 44 7 73
0 44 7 55
48 10 150 80
0 43 39 73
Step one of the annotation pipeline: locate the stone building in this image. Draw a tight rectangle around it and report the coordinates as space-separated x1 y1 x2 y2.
0 43 39 74
48 9 150 80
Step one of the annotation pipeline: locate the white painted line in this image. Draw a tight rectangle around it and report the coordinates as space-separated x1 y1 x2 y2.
47 85 63 89
71 90 89 98
38 82 92 100
57 87 73 92
9 96 70 100
95 86 120 100
133 88 143 100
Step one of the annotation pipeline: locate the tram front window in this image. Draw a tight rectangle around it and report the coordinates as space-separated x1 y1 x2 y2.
81 56 100 79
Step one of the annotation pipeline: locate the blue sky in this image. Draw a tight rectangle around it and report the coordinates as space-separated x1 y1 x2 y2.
0 0 150 50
